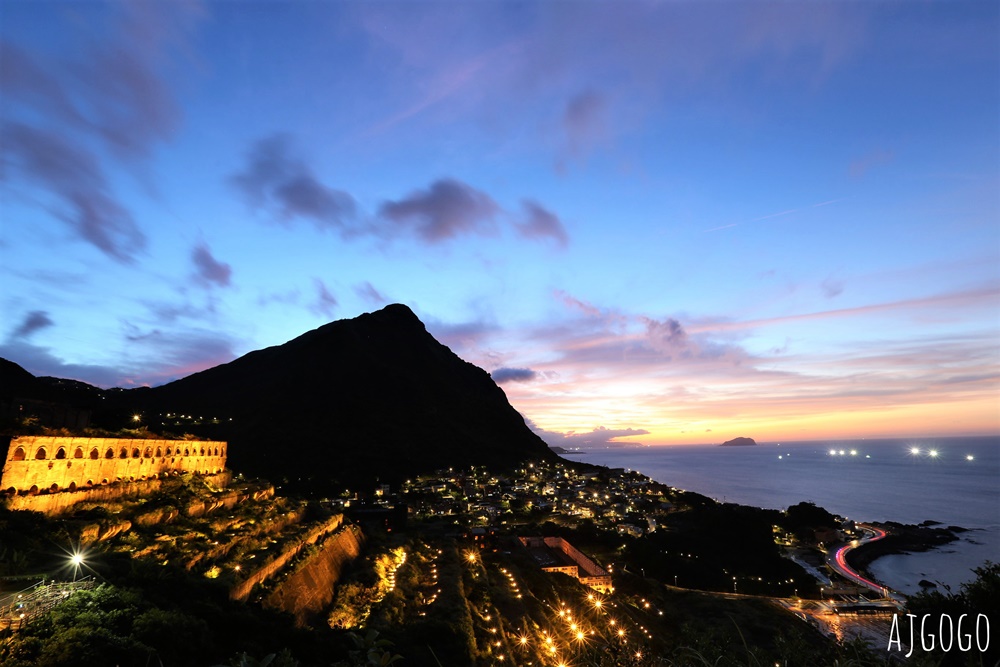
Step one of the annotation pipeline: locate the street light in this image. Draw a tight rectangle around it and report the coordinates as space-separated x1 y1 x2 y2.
70 552 85 581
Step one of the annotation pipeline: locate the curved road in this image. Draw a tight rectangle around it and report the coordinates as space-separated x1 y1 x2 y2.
827 524 896 598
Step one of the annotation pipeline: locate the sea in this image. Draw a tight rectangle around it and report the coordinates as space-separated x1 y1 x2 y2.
573 436 1000 596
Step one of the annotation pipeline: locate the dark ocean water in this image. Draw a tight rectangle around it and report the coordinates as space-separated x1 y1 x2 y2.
574 436 1000 594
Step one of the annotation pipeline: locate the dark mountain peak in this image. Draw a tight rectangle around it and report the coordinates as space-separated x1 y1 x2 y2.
3 306 555 491
370 302 421 323
312 303 423 336
133 305 552 490
0 357 37 393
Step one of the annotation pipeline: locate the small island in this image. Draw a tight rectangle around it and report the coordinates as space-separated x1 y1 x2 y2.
720 437 757 447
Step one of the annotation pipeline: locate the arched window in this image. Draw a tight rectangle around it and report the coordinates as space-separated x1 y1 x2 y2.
34 448 47 460
221 447 226 457
101 478 109 485
86 480 94 488
28 485 39 495
74 447 84 459
155 447 162 457
55 448 66 459
105 448 115 459
90 448 99 459
184 448 190 457
68 481 77 491
48 483 59 493
166 446 173 456
12 447 25 461
214 447 219 456
5 487 15 496
144 447 152 458
200 447 205 456
119 447 128 459
131 448 140 459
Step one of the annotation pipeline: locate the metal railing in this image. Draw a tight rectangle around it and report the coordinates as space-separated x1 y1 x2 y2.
0 577 96 631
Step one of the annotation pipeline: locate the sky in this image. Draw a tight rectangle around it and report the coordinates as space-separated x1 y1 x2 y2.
1 1 998 447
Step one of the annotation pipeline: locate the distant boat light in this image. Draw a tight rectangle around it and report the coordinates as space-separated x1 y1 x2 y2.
966 455 974 461
928 450 939 458
910 447 920 455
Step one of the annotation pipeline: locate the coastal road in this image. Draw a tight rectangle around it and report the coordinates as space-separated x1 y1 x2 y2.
827 524 899 600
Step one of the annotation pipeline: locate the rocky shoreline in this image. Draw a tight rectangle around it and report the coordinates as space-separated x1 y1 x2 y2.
846 521 966 580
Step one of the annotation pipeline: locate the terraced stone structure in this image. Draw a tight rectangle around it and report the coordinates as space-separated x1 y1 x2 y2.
2 435 227 497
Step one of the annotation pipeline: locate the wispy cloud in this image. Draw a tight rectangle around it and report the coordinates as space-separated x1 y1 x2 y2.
354 282 388 306
849 147 894 179
311 278 338 319
557 89 608 170
703 199 842 233
0 2 202 262
462 285 1000 441
686 286 1000 334
516 200 569 248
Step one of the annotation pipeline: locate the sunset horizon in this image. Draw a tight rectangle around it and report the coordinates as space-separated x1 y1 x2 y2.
3 1 998 449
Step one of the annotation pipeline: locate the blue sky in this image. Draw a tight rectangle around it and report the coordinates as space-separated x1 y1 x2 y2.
2 1 998 445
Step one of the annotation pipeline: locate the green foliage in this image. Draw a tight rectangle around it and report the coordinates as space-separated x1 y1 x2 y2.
905 561 999 666
214 649 301 667
332 630 402 667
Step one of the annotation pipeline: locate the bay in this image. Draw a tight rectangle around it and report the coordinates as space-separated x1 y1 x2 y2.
573 436 1000 594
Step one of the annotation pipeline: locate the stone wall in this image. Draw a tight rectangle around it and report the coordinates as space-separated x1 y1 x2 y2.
264 524 366 626
229 514 345 603
1 436 227 497
4 471 233 516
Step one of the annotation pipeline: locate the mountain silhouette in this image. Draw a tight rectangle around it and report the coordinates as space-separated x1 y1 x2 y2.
1 305 554 492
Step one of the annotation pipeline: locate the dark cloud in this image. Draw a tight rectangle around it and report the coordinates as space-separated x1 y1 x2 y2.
354 281 387 305
9 311 54 340
232 137 566 248
490 367 537 384
311 278 338 318
529 420 650 448
516 200 569 247
191 243 233 288
379 178 499 242
1 122 147 261
231 134 356 230
0 3 200 261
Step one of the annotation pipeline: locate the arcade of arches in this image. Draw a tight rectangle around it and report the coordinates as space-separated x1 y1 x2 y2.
2 436 227 497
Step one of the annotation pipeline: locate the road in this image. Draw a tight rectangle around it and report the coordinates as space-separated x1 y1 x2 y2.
827 524 905 603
